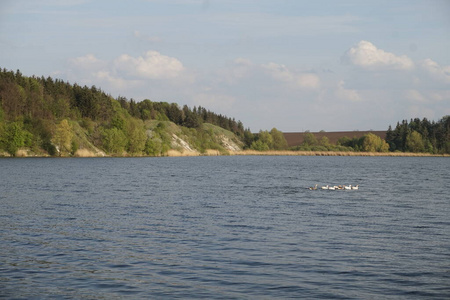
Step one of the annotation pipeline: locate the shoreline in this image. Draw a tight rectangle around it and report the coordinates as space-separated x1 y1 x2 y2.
229 150 450 157
2 149 449 158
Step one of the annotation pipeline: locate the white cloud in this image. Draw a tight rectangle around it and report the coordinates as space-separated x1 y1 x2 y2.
263 62 320 89
93 71 142 90
296 74 321 89
344 40 414 71
69 54 106 71
113 51 184 80
420 58 450 84
218 58 253 84
335 80 361 102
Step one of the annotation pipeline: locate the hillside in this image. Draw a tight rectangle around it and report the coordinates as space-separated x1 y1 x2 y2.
284 131 386 147
0 68 251 157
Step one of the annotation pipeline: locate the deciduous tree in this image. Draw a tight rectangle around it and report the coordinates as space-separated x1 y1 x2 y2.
52 119 73 155
406 130 425 153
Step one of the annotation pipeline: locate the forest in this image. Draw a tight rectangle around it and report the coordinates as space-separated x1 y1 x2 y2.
0 68 449 156
0 68 288 156
384 118 450 154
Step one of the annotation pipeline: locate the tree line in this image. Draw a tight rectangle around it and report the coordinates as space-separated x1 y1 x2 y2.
0 68 291 156
385 117 450 154
1 68 448 156
0 68 248 135
291 132 389 152
0 68 266 156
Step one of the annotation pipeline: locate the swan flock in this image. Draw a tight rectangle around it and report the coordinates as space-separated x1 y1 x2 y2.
308 184 359 190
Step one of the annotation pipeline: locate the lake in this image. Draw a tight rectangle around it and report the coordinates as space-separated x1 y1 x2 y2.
1 156 449 299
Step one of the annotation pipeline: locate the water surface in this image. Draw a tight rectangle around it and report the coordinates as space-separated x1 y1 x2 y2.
1 156 449 299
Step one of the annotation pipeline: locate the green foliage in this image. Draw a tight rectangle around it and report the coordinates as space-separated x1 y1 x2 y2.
251 140 270 151
52 119 73 155
319 136 330 147
0 68 253 156
1 121 29 156
385 117 450 153
293 132 389 153
406 130 425 153
144 122 172 156
362 133 389 152
303 132 318 146
4 68 448 156
270 128 288 150
71 140 79 155
250 128 287 151
101 127 128 154
126 118 147 154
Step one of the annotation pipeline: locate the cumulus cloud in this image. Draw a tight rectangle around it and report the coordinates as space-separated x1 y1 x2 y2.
218 58 253 84
420 58 450 84
335 80 361 102
69 53 106 71
113 51 184 79
263 62 320 89
64 50 189 101
343 40 414 71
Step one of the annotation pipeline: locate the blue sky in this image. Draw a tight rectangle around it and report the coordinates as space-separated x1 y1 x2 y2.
1 0 449 131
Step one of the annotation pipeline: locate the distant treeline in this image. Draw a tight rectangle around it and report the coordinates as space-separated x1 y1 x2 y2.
385 117 450 154
0 68 247 136
0 68 288 156
1 68 448 156
290 117 450 154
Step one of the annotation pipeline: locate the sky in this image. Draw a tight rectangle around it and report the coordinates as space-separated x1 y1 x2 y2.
1 0 449 132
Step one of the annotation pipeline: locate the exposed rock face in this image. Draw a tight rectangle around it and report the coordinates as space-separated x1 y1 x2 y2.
219 134 241 151
171 134 198 153
170 133 242 153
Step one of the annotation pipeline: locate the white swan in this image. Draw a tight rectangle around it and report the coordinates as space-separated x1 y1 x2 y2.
351 185 359 190
328 186 336 190
309 184 318 190
344 185 351 190
321 185 329 190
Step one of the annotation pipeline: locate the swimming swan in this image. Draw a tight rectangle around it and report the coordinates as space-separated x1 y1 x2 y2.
309 184 318 190
351 185 359 190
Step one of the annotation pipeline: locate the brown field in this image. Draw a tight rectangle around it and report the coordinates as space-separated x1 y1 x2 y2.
230 150 448 157
283 131 387 147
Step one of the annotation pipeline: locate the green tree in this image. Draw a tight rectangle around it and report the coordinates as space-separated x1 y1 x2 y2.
319 136 330 148
102 127 128 154
303 132 318 146
2 122 27 156
406 130 425 153
362 133 389 152
250 130 273 150
270 128 288 150
127 118 147 154
250 140 270 151
52 119 73 155
145 137 163 156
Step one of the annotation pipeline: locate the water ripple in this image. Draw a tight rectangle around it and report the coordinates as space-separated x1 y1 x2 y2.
1 156 449 299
